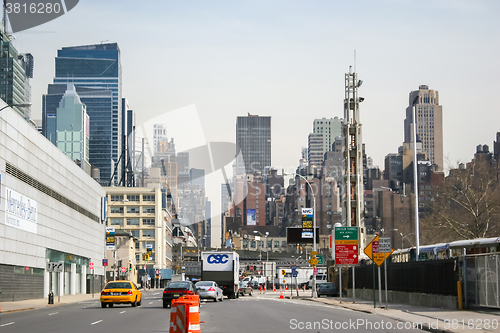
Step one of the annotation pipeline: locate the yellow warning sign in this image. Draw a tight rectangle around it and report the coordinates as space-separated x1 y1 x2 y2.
364 235 394 267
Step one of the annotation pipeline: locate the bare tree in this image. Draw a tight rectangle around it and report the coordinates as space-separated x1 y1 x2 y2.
422 159 500 241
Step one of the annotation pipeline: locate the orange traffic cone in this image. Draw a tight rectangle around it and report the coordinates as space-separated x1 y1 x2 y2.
273 285 276 292
279 289 284 299
260 285 263 293
264 285 266 291
286 284 288 291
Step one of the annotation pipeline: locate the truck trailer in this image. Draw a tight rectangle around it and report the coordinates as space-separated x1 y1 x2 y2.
201 251 240 299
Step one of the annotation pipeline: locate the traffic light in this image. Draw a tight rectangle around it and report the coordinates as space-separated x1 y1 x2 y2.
144 254 149 261
129 263 132 271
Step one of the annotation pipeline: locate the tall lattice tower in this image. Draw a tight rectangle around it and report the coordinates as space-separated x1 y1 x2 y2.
343 67 365 247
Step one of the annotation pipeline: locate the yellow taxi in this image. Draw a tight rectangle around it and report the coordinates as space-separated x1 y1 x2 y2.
100 280 142 308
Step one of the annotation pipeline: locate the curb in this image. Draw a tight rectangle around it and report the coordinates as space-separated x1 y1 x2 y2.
1 307 35 314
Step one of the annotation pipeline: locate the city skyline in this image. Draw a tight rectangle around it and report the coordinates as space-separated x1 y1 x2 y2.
11 0 500 174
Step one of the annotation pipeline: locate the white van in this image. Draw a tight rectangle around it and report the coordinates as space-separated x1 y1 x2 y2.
307 274 327 289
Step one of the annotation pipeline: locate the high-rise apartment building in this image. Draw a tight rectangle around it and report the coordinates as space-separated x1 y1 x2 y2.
307 117 343 167
54 43 122 184
236 114 271 175
404 85 443 171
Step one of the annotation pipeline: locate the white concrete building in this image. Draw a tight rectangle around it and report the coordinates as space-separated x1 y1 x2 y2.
0 102 106 301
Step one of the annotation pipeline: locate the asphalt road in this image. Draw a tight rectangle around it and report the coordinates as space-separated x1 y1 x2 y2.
0 292 428 333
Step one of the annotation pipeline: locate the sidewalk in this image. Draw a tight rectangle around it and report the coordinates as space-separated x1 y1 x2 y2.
0 288 160 314
303 294 500 333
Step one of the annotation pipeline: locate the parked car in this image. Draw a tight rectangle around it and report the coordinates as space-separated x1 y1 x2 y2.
238 282 253 296
195 281 224 302
162 280 198 308
100 280 142 308
307 274 327 289
317 282 338 297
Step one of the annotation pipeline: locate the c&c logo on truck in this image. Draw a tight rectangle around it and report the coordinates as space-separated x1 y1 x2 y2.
207 254 229 264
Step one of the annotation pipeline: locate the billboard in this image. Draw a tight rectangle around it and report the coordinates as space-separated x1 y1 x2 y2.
301 208 313 229
286 227 320 244
247 209 256 225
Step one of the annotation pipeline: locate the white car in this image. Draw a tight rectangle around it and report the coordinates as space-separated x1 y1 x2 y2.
195 281 224 302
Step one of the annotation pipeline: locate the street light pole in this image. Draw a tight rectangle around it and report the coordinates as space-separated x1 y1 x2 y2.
285 172 317 298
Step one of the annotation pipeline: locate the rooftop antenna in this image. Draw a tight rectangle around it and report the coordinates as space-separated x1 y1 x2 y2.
354 50 356 73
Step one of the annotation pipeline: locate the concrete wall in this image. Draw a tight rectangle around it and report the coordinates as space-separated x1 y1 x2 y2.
347 288 458 310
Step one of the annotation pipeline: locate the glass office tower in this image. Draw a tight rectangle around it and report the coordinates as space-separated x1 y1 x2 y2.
53 43 122 185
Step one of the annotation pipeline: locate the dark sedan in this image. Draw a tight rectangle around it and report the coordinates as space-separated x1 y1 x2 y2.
317 282 338 297
162 281 198 308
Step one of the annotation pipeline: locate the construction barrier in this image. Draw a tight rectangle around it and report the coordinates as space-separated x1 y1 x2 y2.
169 294 201 333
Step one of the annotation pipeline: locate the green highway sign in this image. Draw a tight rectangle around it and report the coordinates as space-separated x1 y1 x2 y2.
335 227 358 241
315 255 323 265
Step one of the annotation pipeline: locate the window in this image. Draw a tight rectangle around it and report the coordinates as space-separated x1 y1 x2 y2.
135 243 140 250
143 194 155 202
127 195 140 202
274 241 279 248
267 240 272 248
135 254 140 262
250 241 256 248
130 230 139 238
110 206 123 213
110 195 124 201
127 207 140 214
143 230 155 238
281 241 287 247
143 218 155 226
143 206 155 214
127 218 139 225
110 218 123 226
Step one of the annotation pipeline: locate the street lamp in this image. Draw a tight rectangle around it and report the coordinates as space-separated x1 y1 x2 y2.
285 172 317 298
400 232 415 249
0 103 31 112
411 95 421 260
253 231 269 262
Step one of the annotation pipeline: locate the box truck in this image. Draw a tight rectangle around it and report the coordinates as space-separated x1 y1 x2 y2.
201 251 240 299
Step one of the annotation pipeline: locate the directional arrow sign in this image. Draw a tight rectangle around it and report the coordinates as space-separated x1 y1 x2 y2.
335 227 358 244
364 235 394 266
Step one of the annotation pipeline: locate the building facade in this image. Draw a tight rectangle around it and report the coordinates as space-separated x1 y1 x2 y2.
104 187 174 275
236 115 271 175
308 117 343 167
0 103 106 301
54 43 122 185
404 85 444 171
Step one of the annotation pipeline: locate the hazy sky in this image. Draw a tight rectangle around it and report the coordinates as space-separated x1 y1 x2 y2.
11 0 500 243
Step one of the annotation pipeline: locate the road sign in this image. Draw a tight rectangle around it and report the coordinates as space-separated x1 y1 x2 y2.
364 235 394 267
106 227 115 234
291 265 297 271
334 227 358 244
310 251 318 256
121 267 126 273
292 271 298 277
329 235 332 249
102 258 108 266
335 244 359 265
47 261 64 272
315 255 323 265
308 257 319 266
313 267 318 275
89 262 94 270
379 237 391 253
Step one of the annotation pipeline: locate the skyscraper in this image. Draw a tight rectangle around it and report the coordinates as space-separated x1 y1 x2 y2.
236 114 271 175
53 43 122 184
404 85 443 171
0 25 32 119
55 84 90 170
42 84 113 184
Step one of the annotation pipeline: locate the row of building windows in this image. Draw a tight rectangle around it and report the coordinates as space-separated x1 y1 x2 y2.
110 194 155 202
109 218 155 226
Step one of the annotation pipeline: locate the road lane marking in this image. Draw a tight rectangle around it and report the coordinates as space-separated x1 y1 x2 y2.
149 302 153 304
1 322 15 327
48 312 58 316
153 293 159 295
91 320 102 325
120 311 126 314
